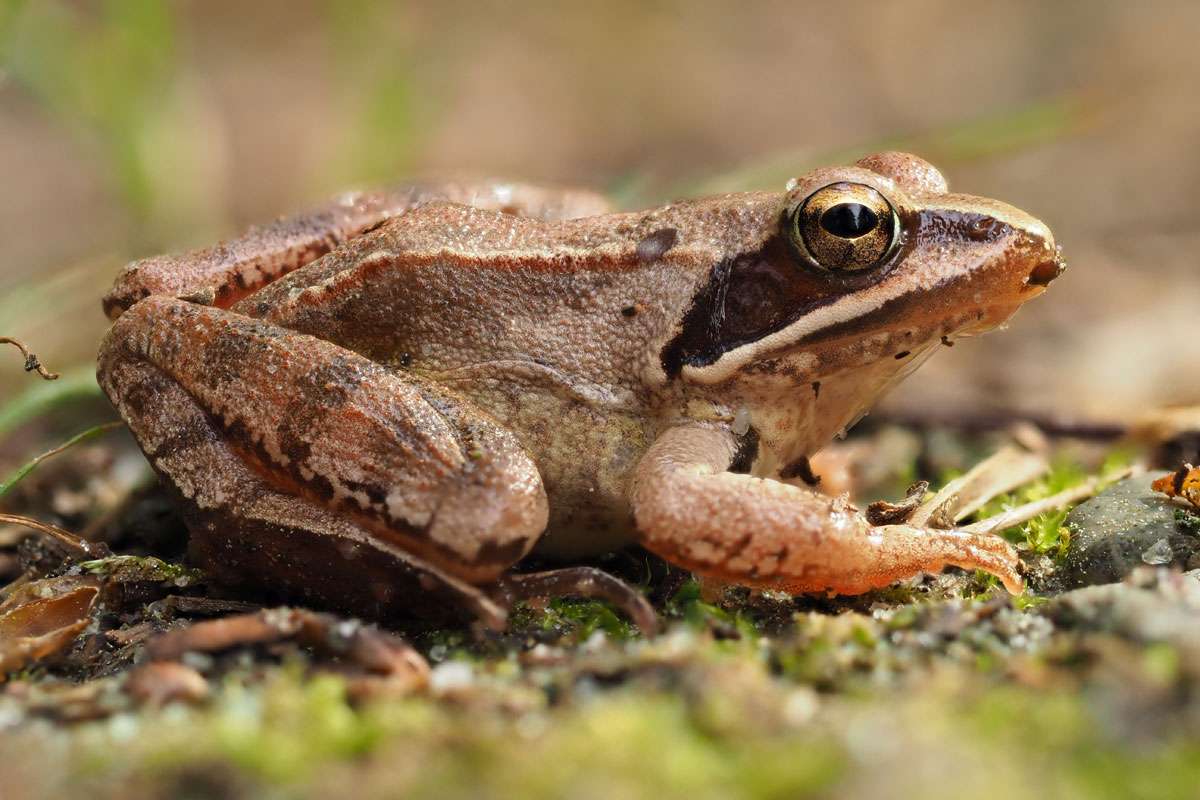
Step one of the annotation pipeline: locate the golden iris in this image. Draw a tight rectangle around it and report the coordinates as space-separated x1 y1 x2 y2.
788 183 898 272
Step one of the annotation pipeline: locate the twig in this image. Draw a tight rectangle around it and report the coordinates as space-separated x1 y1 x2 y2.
866 481 929 525
871 408 1127 441
961 466 1137 535
0 513 109 559
1 336 60 381
908 445 1050 528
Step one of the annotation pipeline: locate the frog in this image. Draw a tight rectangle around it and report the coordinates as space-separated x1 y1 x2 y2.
97 152 1064 632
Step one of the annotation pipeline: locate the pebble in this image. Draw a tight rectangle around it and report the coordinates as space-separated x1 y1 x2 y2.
1061 474 1200 588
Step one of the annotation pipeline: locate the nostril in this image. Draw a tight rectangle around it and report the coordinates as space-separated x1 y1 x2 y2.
1027 246 1066 286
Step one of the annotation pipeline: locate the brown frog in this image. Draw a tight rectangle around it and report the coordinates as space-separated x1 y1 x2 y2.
98 152 1063 630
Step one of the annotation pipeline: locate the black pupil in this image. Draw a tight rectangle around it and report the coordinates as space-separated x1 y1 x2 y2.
819 203 878 238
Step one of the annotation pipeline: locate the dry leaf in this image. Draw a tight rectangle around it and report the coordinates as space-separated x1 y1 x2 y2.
1153 464 1200 508
0 580 100 675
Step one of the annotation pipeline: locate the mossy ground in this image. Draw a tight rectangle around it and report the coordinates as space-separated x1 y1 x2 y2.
3 393 1197 800
5 511 1200 800
6 576 1200 800
3 3 1199 797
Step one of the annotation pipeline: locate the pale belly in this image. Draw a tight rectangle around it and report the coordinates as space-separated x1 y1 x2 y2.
435 372 654 558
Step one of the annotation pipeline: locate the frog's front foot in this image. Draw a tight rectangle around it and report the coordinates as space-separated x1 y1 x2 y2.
493 567 659 636
801 523 1024 596
632 424 1025 597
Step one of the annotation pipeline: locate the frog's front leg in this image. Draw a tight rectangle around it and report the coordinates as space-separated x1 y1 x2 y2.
98 296 549 622
631 424 1023 595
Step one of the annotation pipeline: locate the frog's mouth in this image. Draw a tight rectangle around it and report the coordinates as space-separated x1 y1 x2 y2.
958 239 1065 336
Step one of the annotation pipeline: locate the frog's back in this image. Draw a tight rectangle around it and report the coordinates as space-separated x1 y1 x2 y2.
235 195 781 395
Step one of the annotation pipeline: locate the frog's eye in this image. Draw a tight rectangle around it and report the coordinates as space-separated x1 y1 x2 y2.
785 182 899 273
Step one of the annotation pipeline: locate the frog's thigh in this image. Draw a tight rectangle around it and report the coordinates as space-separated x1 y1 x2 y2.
98 296 548 593
630 425 1022 595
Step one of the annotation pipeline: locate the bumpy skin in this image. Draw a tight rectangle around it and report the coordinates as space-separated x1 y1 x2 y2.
104 181 613 318
98 156 1061 618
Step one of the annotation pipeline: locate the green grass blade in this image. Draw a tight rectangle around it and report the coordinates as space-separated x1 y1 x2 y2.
0 420 122 499
0 366 105 440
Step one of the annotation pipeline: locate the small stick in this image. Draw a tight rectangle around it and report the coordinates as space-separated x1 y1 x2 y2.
0 512 109 559
909 445 1050 528
867 480 930 525
961 466 1136 535
872 409 1127 441
1 337 60 381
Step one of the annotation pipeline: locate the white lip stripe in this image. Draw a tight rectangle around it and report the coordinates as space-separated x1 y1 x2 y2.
683 275 925 384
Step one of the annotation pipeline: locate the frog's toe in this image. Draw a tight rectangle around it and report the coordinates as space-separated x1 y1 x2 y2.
866 525 1025 596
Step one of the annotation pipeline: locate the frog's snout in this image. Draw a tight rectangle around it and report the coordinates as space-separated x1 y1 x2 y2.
1013 214 1064 289
964 197 1062 293
949 200 1063 336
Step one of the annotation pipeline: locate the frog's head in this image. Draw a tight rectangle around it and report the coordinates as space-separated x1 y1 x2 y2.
664 151 1062 460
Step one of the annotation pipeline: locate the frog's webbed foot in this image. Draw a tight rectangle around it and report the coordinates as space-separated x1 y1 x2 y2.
631 424 1024 597
494 567 659 636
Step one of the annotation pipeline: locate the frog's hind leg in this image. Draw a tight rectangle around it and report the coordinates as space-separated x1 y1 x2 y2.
97 295 550 626
631 424 1024 597
103 181 614 320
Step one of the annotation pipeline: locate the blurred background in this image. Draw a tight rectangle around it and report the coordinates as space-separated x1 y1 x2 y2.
2 0 1198 423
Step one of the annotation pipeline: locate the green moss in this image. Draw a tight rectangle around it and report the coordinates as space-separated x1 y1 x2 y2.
418 627 475 663
78 554 202 586
397 696 845 800
52 665 845 798
963 687 1200 800
542 597 637 641
884 604 920 630
972 459 1089 559
1140 643 1181 687
501 597 641 644
666 579 762 643
205 672 386 782
1012 593 1050 611
1175 509 1200 536
8 615 1200 800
